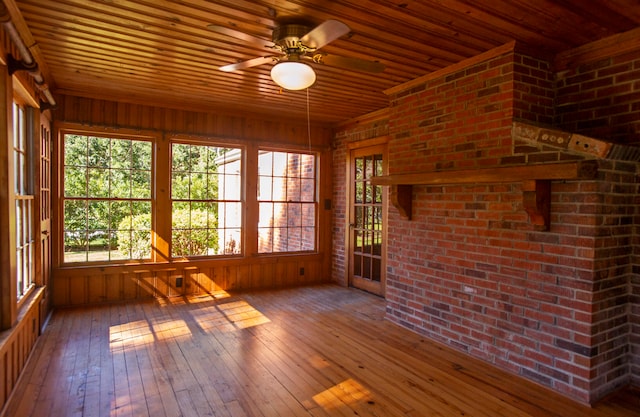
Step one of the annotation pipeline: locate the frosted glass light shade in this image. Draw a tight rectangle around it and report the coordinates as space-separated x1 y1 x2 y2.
270 61 316 90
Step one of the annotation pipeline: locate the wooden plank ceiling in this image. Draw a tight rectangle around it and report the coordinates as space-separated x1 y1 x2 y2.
8 0 640 125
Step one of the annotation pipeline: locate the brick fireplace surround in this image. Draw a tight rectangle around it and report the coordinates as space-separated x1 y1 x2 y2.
332 41 639 404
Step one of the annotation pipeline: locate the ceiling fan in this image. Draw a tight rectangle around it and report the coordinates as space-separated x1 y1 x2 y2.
210 20 385 90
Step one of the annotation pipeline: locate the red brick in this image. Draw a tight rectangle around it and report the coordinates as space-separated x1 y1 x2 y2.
335 48 638 405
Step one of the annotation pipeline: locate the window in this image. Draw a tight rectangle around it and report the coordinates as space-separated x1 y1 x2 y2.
62 134 152 262
171 143 242 257
258 151 316 253
14 102 34 300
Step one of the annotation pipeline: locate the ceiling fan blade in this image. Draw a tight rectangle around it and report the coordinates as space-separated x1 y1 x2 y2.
300 19 350 49
207 24 272 49
311 54 385 73
219 56 276 72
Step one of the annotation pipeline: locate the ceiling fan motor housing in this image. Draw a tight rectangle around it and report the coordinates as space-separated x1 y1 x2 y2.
272 24 311 52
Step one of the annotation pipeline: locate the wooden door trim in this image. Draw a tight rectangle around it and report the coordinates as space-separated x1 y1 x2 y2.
346 135 389 150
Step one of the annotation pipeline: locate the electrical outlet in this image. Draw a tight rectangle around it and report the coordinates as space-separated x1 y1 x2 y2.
175 276 183 287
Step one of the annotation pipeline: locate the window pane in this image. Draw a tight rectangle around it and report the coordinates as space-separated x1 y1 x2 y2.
111 139 131 169
287 177 301 201
207 173 219 199
109 231 128 260
88 136 110 167
300 179 315 202
110 169 131 198
288 227 301 251
64 135 87 166
172 172 189 199
287 153 300 175
15 201 23 244
258 176 272 201
64 230 87 263
65 199 87 234
274 227 287 252
191 172 207 199
132 170 151 199
258 152 272 175
287 203 301 227
258 228 273 253
301 204 315 226
224 174 241 200
273 152 287 173
258 150 316 253
365 183 373 203
88 201 109 230
375 154 383 176
301 154 315 178
302 227 315 251
88 168 109 198
355 181 363 203
133 141 151 170
223 229 241 254
274 203 287 227
172 144 191 172
62 134 152 263
259 202 273 228
110 201 129 229
170 143 242 258
355 157 364 181
222 202 242 228
272 177 286 201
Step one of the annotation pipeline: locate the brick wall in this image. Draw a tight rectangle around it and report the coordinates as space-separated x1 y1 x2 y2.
332 134 348 286
333 43 639 404
556 52 640 144
555 48 640 392
633 253 640 386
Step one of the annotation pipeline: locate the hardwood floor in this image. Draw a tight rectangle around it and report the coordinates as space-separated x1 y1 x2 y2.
3 285 639 417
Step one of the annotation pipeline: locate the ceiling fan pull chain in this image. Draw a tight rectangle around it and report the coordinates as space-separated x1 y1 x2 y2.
307 88 312 150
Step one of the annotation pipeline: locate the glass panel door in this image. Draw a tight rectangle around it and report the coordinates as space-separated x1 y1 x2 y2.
349 145 386 296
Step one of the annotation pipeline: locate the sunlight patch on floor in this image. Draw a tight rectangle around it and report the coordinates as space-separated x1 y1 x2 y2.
109 318 196 351
186 290 232 303
152 319 192 339
312 378 373 410
109 320 154 348
216 300 271 329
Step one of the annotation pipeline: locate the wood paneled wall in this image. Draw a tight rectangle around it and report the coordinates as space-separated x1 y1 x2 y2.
53 95 334 146
0 289 43 413
51 94 335 307
0 23 52 415
53 256 326 306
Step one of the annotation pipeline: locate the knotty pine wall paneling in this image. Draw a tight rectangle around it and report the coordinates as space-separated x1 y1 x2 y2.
51 95 334 306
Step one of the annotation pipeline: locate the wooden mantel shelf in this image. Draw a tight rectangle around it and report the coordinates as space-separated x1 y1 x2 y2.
371 160 598 229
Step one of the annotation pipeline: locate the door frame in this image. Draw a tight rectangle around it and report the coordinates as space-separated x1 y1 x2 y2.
345 136 388 297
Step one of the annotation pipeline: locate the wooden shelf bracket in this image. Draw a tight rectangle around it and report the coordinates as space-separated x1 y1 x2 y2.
390 184 412 220
521 179 551 230
372 161 598 229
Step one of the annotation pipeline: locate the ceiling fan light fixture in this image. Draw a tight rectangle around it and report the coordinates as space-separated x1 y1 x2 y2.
270 61 316 90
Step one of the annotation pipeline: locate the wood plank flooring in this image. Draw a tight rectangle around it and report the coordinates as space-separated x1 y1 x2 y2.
3 284 639 417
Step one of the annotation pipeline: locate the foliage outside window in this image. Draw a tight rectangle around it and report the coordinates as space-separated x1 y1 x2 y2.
171 143 242 257
258 151 316 253
62 134 152 262
14 102 34 300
